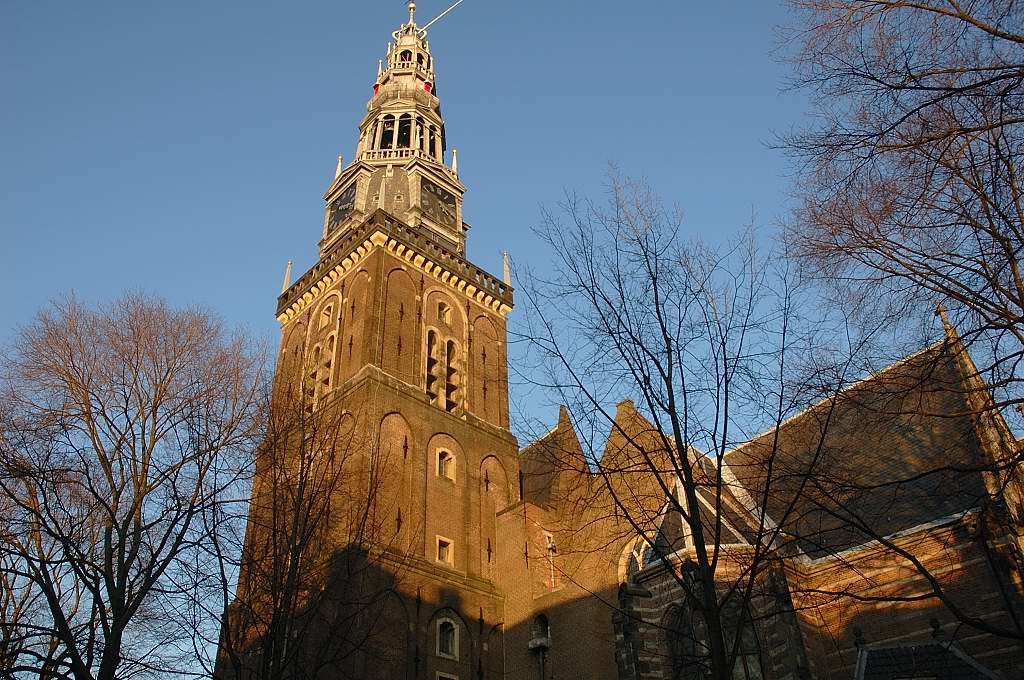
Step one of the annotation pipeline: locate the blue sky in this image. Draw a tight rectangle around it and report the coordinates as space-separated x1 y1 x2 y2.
2 1 807 433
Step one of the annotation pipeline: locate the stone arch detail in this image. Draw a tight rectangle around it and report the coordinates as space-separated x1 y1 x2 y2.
424 432 466 567
382 267 419 386
618 536 653 584
277 319 308 402
426 606 474 674
313 290 342 338
377 412 419 552
340 269 371 384
470 313 505 425
478 455 511 577
359 588 411 678
423 287 467 337
423 288 466 412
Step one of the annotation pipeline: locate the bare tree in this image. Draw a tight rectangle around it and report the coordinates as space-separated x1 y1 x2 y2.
515 176 1024 679
782 0 1024 414
207 336 419 680
515 176 840 680
0 295 264 680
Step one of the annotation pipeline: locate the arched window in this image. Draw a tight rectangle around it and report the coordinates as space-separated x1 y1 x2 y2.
397 114 412 148
530 613 552 678
369 120 380 150
399 49 413 63
626 541 651 582
665 603 763 680
380 115 395 149
437 618 457 658
416 116 425 151
532 614 550 641
416 53 425 67
665 605 711 680
731 623 763 680
429 126 438 159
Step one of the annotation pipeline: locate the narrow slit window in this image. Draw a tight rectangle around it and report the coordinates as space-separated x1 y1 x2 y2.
444 340 459 412
426 330 440 404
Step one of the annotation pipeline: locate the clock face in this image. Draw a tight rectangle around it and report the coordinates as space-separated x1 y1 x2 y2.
327 183 357 232
420 178 457 229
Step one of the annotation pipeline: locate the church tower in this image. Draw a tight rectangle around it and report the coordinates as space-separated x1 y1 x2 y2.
226 5 520 680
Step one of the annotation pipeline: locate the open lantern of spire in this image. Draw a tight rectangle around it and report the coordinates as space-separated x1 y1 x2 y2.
319 4 468 256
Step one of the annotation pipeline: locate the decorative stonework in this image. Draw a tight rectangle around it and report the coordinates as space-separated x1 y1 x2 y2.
278 209 512 324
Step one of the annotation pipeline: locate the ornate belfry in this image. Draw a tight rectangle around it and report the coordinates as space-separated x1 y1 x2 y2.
228 4 520 680
321 1 467 258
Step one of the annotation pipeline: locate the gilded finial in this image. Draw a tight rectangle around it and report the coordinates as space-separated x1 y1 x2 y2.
451 148 459 175
408 1 416 24
502 251 511 286
335 154 344 178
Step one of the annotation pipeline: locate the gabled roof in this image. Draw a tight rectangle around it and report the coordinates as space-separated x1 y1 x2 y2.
722 342 990 558
518 405 588 508
520 401 763 545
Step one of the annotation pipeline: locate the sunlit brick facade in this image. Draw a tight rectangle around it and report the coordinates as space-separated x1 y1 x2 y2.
220 6 1024 679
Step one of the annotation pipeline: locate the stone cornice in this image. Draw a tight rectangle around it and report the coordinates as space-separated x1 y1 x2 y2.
277 209 513 324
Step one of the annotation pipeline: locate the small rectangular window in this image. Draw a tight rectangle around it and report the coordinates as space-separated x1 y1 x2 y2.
437 450 455 480
319 304 333 329
436 537 453 565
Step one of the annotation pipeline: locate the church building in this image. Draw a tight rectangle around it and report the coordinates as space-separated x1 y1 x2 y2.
219 6 1024 679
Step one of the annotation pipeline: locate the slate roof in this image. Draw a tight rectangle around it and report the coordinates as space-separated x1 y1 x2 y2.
519 341 998 561
855 643 998 680
723 344 990 558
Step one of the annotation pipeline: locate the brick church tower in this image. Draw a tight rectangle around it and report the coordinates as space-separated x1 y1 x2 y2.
221 4 520 679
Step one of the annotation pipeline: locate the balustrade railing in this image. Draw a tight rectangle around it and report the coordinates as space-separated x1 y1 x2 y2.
362 148 428 161
387 61 432 79
359 148 458 177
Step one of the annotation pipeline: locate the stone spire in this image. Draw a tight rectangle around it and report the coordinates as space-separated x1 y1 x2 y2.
356 2 446 166
320 5 468 256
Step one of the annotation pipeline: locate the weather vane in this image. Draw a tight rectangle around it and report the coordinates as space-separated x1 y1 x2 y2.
415 0 466 33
